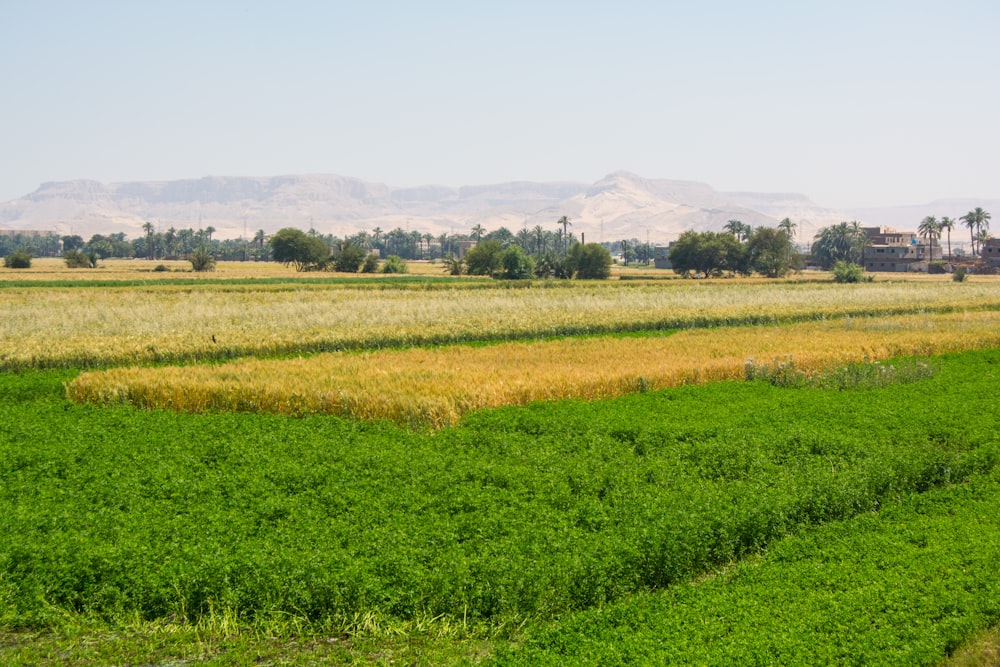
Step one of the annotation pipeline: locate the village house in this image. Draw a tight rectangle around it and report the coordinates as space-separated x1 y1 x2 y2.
862 226 941 272
982 238 1000 268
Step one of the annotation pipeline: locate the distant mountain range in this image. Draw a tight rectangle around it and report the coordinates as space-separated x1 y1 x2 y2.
1 171 995 247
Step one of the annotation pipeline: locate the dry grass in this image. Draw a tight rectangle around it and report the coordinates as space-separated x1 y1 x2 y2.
0 257 473 280
5 279 1000 370
944 625 1000 667
69 310 1000 428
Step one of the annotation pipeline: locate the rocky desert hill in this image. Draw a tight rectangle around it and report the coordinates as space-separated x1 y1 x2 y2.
0 171 852 245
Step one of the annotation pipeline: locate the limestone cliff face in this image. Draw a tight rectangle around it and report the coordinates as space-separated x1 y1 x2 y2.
0 172 846 242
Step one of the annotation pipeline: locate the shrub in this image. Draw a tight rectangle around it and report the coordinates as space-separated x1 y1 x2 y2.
152 264 170 272
831 261 871 283
381 255 407 274
361 253 380 274
442 255 464 276
269 228 330 271
63 250 97 269
953 267 968 282
332 243 367 273
568 243 613 279
190 247 216 272
464 240 504 277
501 246 535 280
3 250 32 269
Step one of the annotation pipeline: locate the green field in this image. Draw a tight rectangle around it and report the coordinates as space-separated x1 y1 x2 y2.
2 270 1000 665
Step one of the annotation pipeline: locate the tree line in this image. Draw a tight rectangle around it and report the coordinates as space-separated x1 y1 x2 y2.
668 218 801 278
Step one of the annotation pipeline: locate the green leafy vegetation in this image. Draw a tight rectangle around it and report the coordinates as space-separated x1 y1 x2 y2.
380 254 408 273
189 246 216 272
3 250 32 269
63 249 98 268
3 351 1000 638
832 260 872 283
491 466 1000 666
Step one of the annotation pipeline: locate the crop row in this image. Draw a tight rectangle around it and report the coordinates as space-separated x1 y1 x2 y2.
69 311 1000 427
490 466 1000 665
4 280 1000 369
5 350 1000 631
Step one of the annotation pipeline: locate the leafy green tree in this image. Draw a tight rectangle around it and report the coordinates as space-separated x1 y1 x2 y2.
381 255 408 274
268 227 330 271
746 227 794 277
61 235 85 252
501 245 535 279
332 242 367 272
464 239 505 276
486 227 515 246
567 243 613 279
668 231 746 277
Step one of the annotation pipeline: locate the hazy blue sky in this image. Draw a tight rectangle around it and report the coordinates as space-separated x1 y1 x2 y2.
2 1 997 206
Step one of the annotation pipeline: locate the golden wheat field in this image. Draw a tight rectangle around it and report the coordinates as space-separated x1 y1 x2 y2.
3 273 1000 370
68 310 1000 427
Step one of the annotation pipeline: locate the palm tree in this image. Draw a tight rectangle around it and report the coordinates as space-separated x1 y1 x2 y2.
778 217 797 242
471 224 485 243
724 219 746 239
165 227 177 257
533 225 545 254
557 216 572 252
811 221 868 269
917 216 940 260
939 217 955 260
141 221 155 259
961 208 992 255
371 227 383 251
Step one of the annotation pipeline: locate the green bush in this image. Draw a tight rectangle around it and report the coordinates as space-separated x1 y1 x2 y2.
831 261 871 283
63 250 97 269
568 243 613 279
190 247 216 272
953 267 968 282
332 243 367 273
3 250 32 269
268 228 330 271
464 240 504 276
381 255 408 274
501 246 535 280
360 253 380 274
152 264 170 272
441 255 464 276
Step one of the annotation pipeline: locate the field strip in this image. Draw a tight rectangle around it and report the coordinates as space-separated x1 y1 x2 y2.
6 280 1000 369
489 470 1000 665
69 310 1000 427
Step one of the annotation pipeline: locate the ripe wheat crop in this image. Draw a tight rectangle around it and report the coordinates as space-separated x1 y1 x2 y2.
7 280 1000 369
69 310 1000 427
